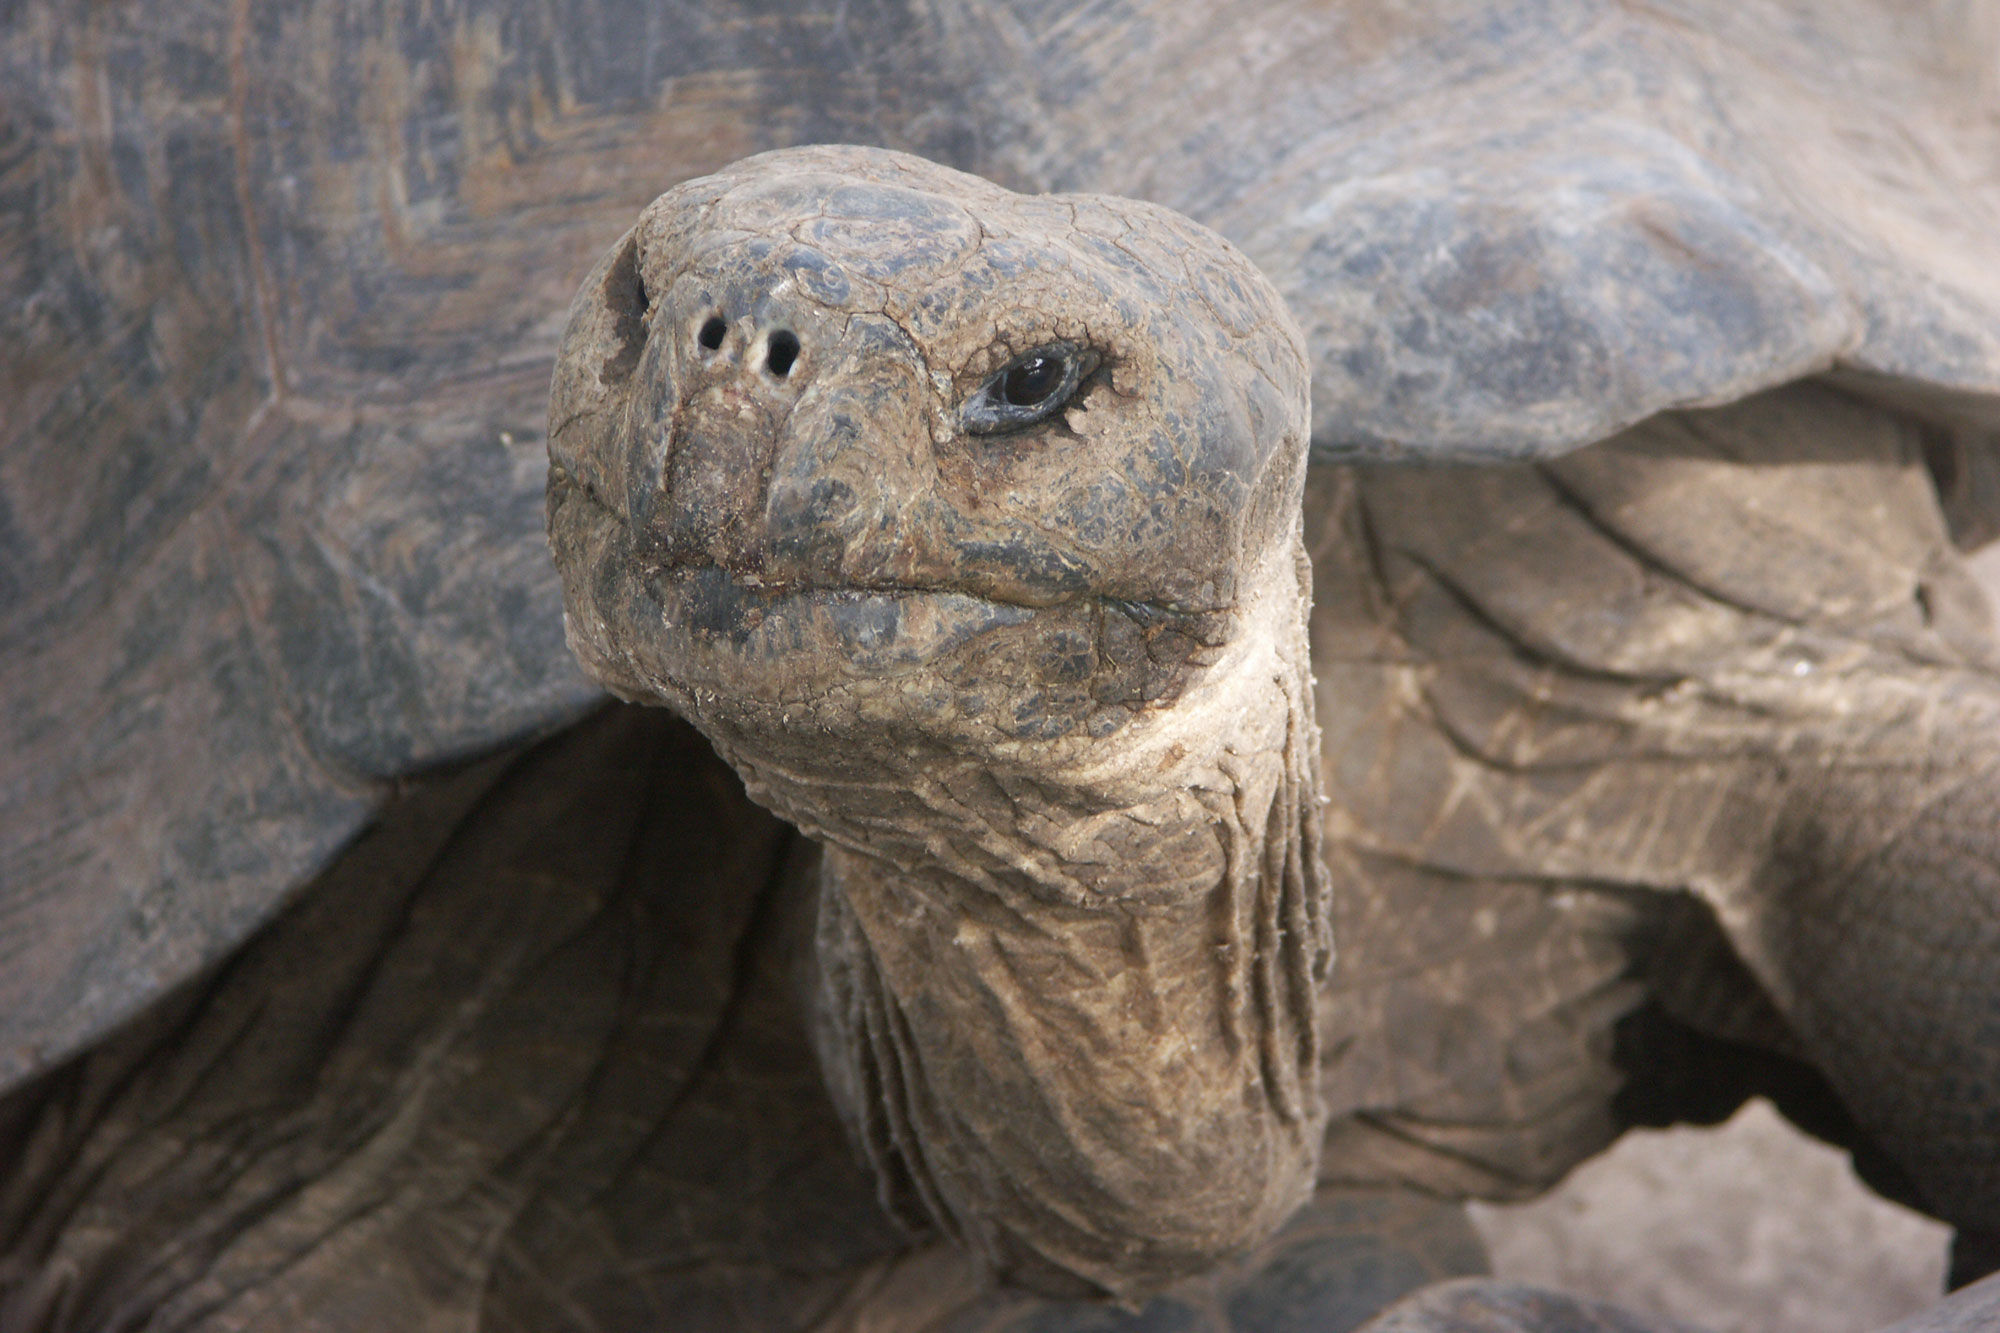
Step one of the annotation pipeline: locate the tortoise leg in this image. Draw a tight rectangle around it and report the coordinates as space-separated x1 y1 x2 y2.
1317 382 2000 1237
1542 389 2000 1242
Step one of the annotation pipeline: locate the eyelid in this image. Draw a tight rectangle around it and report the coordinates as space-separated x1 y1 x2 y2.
959 343 1100 436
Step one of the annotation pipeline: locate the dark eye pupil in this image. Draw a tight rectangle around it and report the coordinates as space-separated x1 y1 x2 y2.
1001 354 1065 407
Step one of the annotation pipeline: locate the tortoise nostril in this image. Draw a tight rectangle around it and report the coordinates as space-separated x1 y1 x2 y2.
766 330 800 377
697 315 727 351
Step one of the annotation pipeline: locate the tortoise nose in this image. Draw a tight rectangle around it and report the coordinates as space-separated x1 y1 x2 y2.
650 291 942 590
763 348 939 588
656 307 814 573
691 311 805 380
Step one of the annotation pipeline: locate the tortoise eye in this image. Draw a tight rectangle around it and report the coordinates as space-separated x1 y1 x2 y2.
962 344 1097 434
1001 354 1066 407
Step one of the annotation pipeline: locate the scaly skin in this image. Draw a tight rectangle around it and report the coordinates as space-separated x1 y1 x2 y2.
547 146 1330 1299
546 147 2000 1311
0 705 1485 1332
1310 385 2000 1243
4 144 1996 1333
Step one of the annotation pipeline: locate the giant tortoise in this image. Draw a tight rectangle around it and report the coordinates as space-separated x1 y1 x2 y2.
4 1 2000 1330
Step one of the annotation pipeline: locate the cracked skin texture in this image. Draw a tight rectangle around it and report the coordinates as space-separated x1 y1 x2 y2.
1310 386 2000 1246
538 147 1999 1310
5 143 2000 1331
548 146 1333 1300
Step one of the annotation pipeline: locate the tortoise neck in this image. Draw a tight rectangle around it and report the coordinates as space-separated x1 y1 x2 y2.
791 545 1333 1299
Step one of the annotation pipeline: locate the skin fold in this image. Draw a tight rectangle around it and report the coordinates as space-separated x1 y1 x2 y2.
545 144 2000 1309
1311 385 2000 1245
5 2 2000 1329
547 145 1331 1299
4 134 1998 1333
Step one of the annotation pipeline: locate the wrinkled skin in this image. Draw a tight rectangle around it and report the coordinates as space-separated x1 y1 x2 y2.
1306 384 2000 1277
9 369 2000 1328
529 148 1997 1317
548 147 1330 1299
0 703 1480 1332
12 0 2000 1106
5 0 2000 1326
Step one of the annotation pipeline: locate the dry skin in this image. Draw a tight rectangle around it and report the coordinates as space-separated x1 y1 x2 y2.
547 145 2000 1322
6 1 2000 1312
547 145 1331 1300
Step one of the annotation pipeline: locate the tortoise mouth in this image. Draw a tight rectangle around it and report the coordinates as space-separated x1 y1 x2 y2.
653 538 1226 607
666 563 1064 613
648 564 1231 720
658 563 1218 639
657 563 1042 668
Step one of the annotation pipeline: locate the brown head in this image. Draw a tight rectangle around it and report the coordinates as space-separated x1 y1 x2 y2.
547 145 1327 1300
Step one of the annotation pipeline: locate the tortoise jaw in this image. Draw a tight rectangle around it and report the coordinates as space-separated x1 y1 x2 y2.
547 146 1326 1299
638 561 1235 752
659 563 1039 667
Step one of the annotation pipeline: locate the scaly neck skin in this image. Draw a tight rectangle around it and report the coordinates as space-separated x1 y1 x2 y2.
719 545 1333 1301
544 143 1325 1302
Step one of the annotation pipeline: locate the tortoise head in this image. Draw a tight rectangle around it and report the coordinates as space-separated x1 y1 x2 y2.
547 145 1328 1299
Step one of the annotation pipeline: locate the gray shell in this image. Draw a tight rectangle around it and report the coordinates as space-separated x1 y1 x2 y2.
4 0 1998 1091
